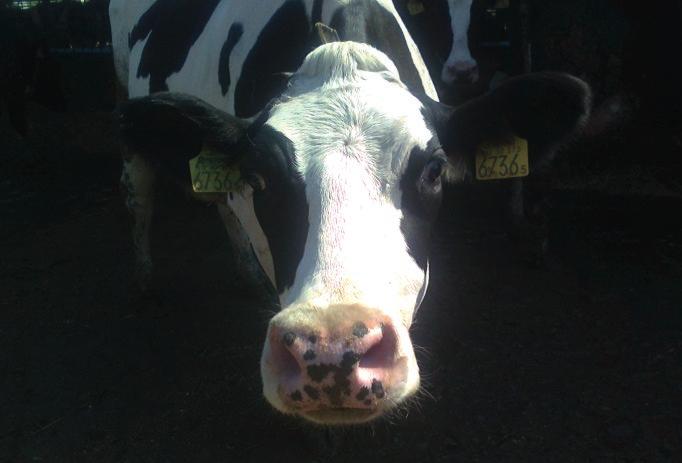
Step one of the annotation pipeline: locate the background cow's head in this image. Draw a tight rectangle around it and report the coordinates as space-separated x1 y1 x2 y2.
120 42 590 425
442 0 479 84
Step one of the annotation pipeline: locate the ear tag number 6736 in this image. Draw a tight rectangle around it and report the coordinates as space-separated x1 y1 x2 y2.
475 136 530 181
189 152 244 193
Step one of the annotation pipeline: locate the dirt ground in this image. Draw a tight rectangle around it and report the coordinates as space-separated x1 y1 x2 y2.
1 101 681 463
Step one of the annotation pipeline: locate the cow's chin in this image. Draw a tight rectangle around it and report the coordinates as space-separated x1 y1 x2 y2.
302 408 380 425
301 376 420 425
264 375 421 426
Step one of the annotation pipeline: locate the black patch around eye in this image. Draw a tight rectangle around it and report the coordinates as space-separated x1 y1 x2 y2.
400 140 445 269
248 126 309 294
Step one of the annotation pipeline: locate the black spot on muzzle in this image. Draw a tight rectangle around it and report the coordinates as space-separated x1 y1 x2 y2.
352 322 369 338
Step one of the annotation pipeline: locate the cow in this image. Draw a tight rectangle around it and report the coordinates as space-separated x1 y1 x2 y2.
110 0 590 425
0 7 66 137
393 0 478 86
442 0 478 84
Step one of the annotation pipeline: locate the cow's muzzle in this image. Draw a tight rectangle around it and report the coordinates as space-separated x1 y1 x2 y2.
261 304 416 424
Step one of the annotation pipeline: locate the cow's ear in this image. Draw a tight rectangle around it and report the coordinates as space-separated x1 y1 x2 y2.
430 72 591 181
118 92 250 163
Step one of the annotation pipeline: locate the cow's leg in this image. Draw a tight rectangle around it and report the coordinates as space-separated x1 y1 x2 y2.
120 152 156 290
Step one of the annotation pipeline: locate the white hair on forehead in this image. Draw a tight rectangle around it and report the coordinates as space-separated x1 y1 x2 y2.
268 40 431 181
294 41 401 83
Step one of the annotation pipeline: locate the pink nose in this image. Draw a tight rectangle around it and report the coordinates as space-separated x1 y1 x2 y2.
265 319 399 411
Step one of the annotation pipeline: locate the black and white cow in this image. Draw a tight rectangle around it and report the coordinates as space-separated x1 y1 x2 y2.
111 0 590 425
394 0 477 86
442 0 478 84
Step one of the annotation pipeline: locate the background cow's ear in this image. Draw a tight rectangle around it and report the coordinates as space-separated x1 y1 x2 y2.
118 92 250 163
431 72 592 181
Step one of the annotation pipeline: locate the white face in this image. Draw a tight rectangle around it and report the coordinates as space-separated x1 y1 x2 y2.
257 42 443 424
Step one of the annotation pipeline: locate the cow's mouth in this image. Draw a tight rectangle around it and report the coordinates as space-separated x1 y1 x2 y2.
302 408 380 425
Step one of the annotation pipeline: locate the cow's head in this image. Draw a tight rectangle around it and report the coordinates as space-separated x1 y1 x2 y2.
120 42 590 425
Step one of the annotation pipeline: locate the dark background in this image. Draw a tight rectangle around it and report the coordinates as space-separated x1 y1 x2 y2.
1 0 681 461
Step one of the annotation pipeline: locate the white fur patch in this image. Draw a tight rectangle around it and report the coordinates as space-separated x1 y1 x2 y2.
267 42 433 327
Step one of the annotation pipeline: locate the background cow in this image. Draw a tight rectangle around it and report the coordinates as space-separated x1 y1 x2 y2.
394 0 478 87
441 0 478 84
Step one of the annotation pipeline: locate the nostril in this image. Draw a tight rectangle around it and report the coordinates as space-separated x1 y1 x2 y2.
359 324 397 370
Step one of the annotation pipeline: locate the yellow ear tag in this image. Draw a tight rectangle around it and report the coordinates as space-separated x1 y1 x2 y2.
407 0 425 15
189 151 244 193
475 136 530 181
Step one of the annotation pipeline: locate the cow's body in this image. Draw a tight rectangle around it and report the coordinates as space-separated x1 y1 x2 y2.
111 0 436 110
111 0 590 425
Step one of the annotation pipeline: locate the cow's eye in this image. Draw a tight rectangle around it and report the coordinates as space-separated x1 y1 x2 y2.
421 157 445 186
424 160 443 183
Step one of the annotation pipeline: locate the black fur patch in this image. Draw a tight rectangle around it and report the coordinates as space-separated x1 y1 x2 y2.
356 387 370 401
307 364 333 383
131 0 222 93
307 352 361 406
283 331 296 347
219 23 244 96
304 385 320 400
399 140 444 269
352 322 369 338
248 126 309 293
371 379 385 399
234 0 313 117
311 0 324 24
